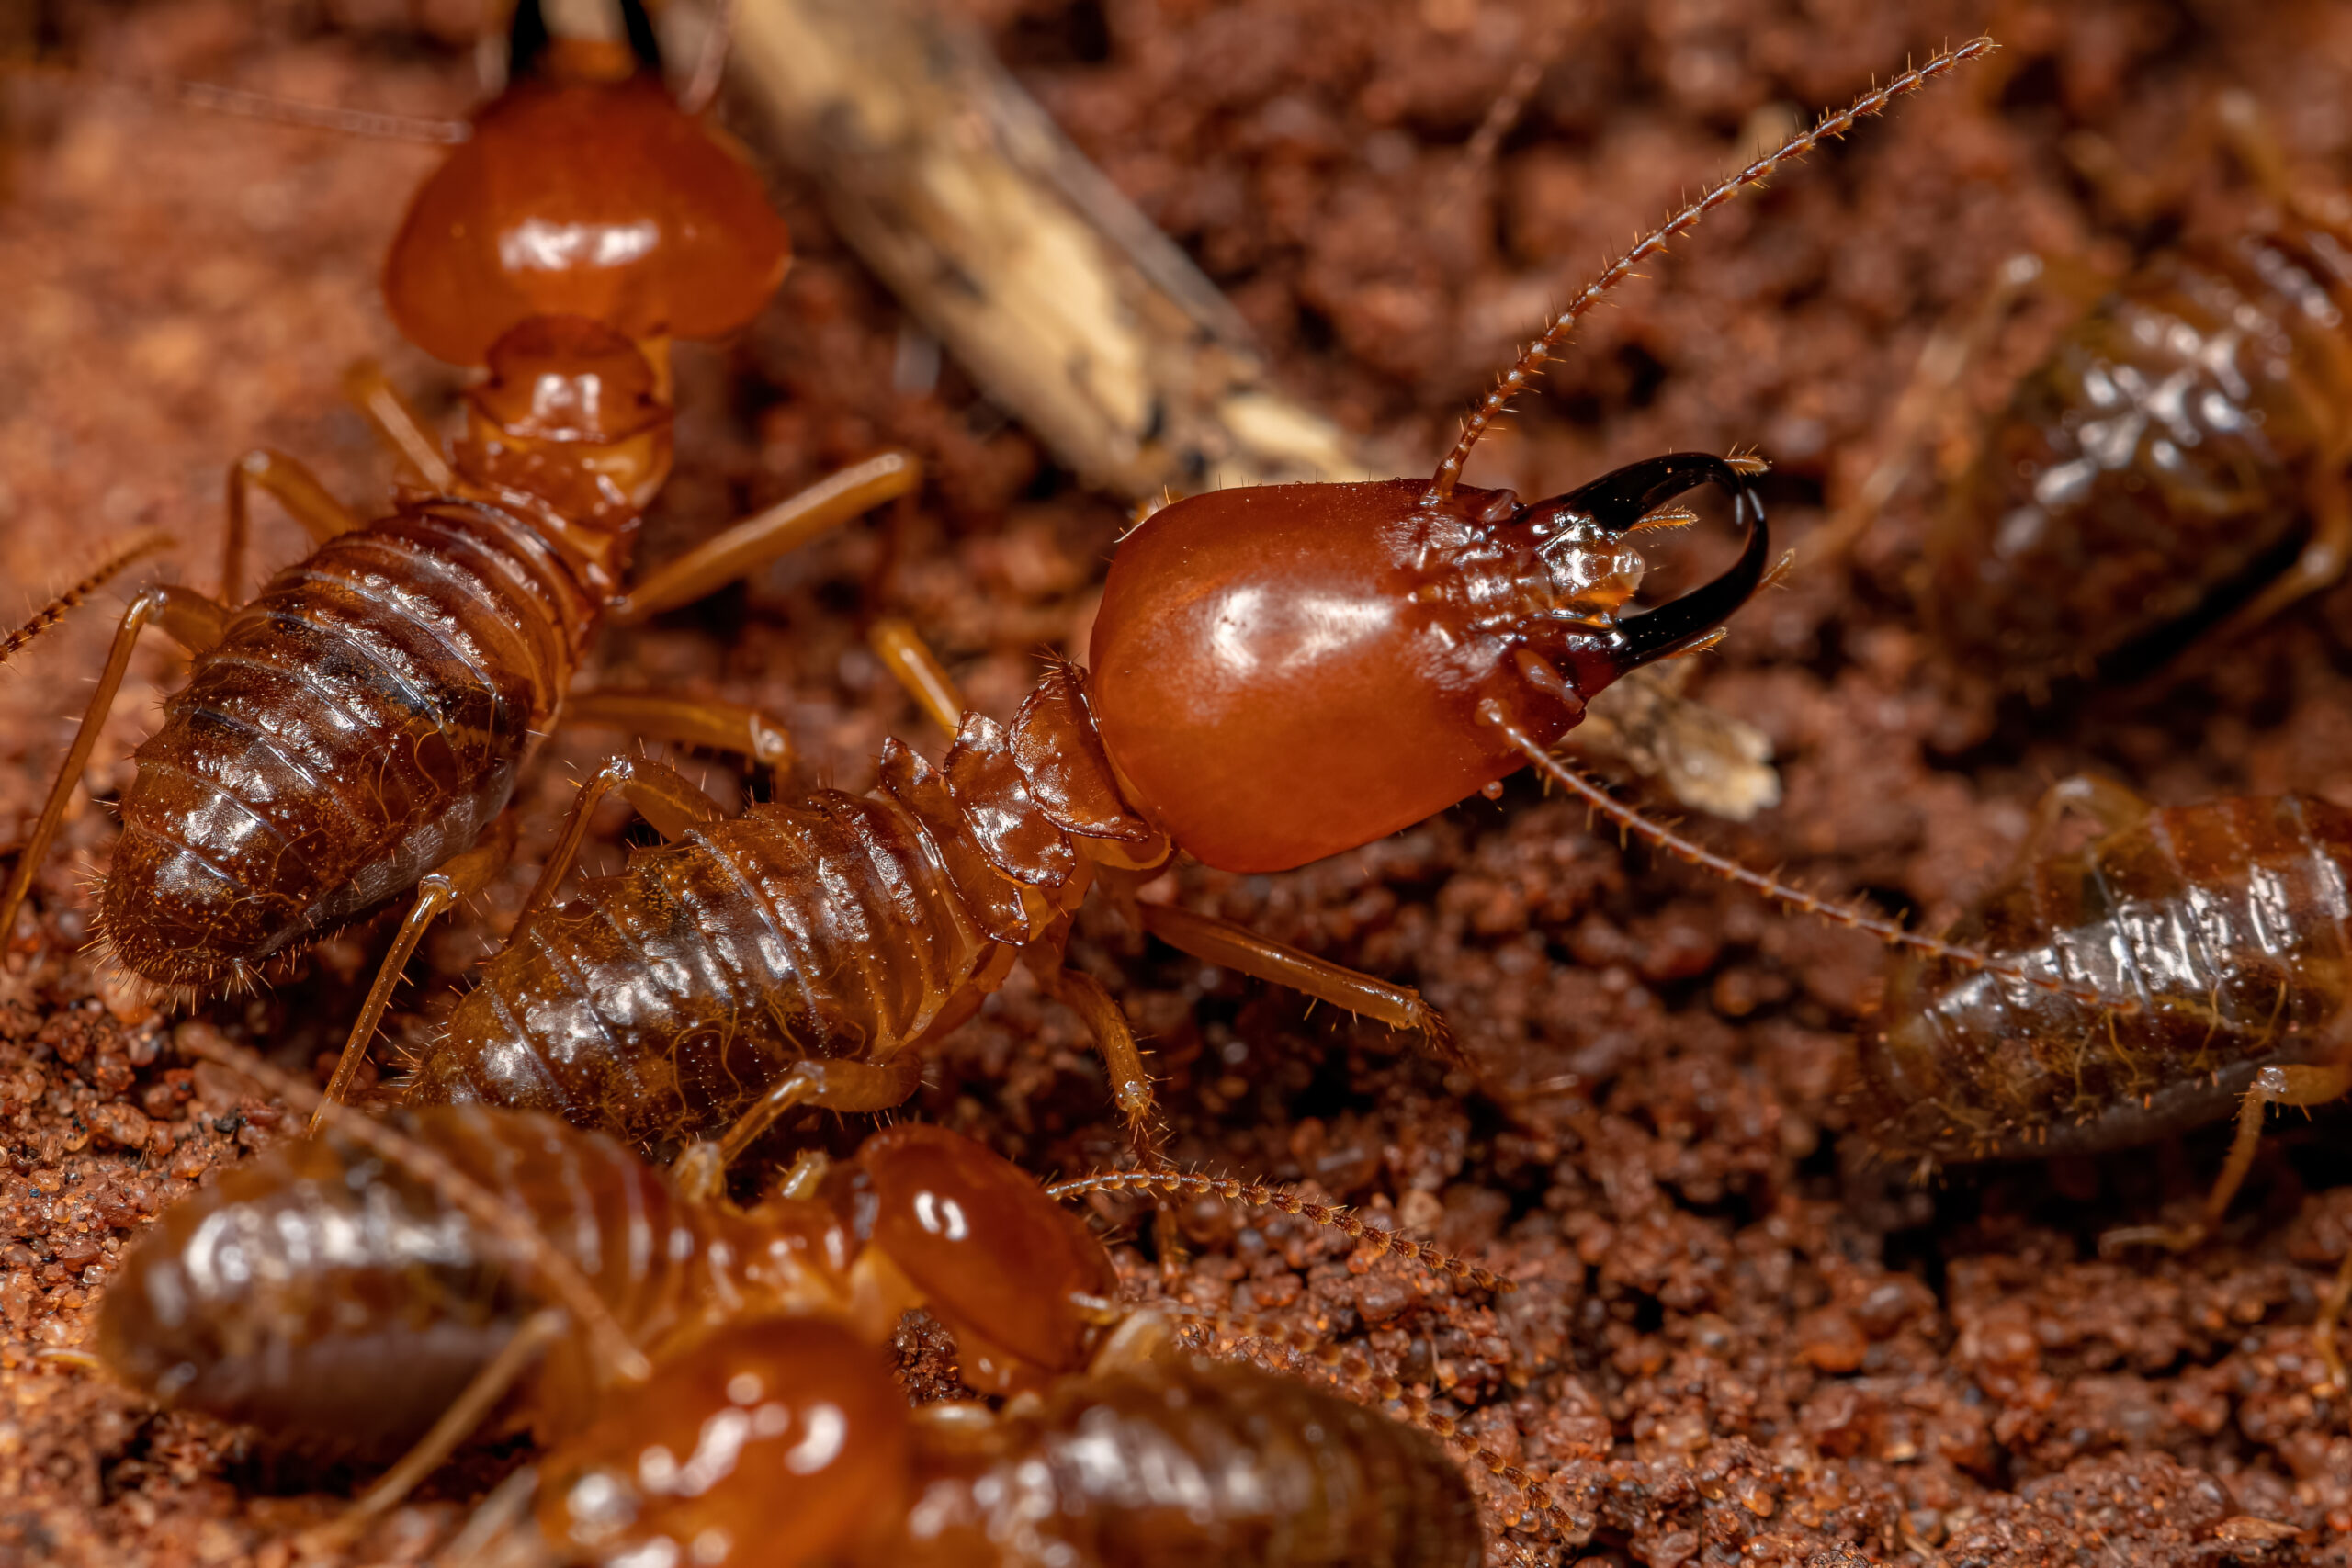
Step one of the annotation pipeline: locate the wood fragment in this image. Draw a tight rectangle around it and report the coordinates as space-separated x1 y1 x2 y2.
725 0 1779 818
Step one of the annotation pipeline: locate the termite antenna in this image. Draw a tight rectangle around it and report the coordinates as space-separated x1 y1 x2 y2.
1046 1169 1513 1292
172 1024 654 1384
0 528 173 671
1477 704 2130 1011
1084 1294 1582 1548
1424 37 1997 505
3 58 472 143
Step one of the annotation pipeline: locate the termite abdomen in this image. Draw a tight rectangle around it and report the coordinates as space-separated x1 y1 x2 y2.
404 677 1148 1155
914 1354 1487 1568
94 1105 793 1462
1860 791 2352 1165
101 502 591 989
408 789 994 1153
1924 228 2352 686
537 1327 1484 1568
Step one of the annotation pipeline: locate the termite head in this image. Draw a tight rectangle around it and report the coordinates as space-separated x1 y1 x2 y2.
1087 453 1769 873
453 314 674 529
382 0 789 369
825 1124 1117 1395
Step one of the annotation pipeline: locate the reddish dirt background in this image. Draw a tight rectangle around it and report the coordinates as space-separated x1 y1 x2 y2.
5 0 2352 1562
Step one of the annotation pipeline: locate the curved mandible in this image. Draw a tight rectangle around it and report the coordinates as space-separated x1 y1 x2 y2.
1560 451 1770 668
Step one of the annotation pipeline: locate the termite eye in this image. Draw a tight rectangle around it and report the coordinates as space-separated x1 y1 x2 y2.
1476 489 1521 525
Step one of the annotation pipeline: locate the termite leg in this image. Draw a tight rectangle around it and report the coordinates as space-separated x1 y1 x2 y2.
311 815 519 1131
1 586 232 950
776 1148 831 1201
1040 964 1166 1166
2317 1248 2352 1393
301 1307 568 1550
2209 443 2352 637
511 756 729 936
1138 902 1461 1066
560 690 797 788
2101 1059 2352 1257
220 448 363 604
673 1055 924 1202
342 360 458 492
869 615 965 737
1029 959 1182 1267
604 451 922 626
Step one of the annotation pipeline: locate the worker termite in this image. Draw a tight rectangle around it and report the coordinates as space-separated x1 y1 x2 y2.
1822 89 2352 688
87 1033 1526 1562
1855 778 2352 1382
382 41 2083 1166
497 1319 1488 1568
0 0 915 1046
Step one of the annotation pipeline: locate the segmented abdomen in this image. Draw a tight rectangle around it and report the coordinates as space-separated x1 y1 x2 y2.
1860 795 2352 1162
408 663 1155 1153
411 791 989 1151
94 1106 790 1462
1926 231 2350 680
900 1356 1484 1568
104 502 592 986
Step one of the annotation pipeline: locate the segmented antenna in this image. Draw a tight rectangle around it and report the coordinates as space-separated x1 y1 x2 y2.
0 528 172 671
1424 37 1996 506
6 58 471 143
174 1026 653 1383
1481 703 2131 1010
1092 1294 1585 1548
1046 1168 1513 1293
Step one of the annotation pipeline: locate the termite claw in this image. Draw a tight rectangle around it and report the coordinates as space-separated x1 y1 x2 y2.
1602 457 1772 670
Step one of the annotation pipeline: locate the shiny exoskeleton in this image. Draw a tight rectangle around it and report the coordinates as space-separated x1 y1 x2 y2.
534 1325 1485 1568
395 48 2028 1157
1924 202 2352 686
1858 789 2352 1166
0 0 910 998
94 1102 1498 1565
404 459 1759 1156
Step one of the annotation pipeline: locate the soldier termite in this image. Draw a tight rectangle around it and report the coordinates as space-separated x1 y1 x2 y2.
384 41 2094 1173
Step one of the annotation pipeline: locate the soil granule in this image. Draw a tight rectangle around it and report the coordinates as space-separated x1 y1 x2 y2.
3 1 2350 1563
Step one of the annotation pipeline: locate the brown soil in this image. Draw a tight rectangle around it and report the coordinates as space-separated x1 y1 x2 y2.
5 0 2352 1563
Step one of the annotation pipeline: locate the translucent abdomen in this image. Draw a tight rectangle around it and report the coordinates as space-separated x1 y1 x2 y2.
94 1107 817 1462
1860 795 2352 1162
104 504 594 987
898 1356 1484 1568
412 790 992 1150
407 671 1148 1152
1926 232 2351 680
537 1337 1483 1568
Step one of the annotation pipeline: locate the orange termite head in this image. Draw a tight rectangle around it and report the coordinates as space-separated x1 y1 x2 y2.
454 313 674 526
1088 453 1769 874
538 1316 913 1568
382 0 790 367
827 1123 1116 1395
